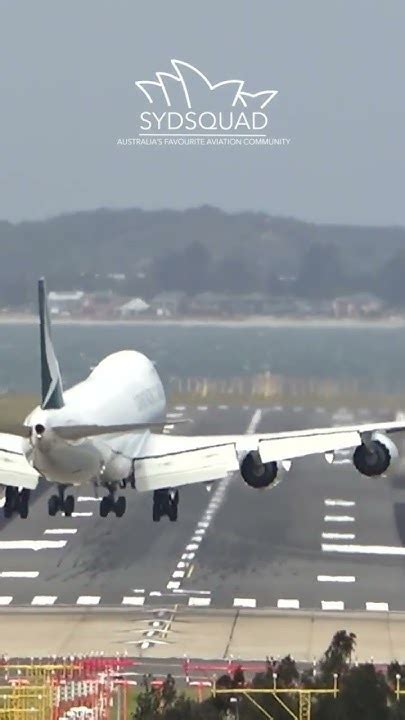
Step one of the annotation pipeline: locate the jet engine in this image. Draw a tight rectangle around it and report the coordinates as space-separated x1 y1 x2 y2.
353 432 399 477
240 451 279 489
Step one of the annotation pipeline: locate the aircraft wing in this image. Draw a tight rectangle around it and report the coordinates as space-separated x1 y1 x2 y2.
133 419 405 492
0 434 39 490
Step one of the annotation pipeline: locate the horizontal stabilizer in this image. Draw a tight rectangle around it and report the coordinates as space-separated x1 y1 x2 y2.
52 420 188 440
0 419 189 441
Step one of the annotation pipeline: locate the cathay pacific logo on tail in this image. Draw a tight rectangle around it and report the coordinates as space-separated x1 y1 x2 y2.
117 60 291 147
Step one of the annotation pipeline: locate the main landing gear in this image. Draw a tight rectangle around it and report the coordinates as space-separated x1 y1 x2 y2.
48 485 75 517
152 489 179 522
4 487 30 519
99 485 126 518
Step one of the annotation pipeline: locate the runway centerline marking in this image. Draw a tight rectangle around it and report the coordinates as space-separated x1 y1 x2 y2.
162 409 262 613
44 529 78 535
324 515 355 523
324 499 355 507
77 497 101 502
70 512 93 518
322 533 356 540
323 544 405 556
317 575 356 583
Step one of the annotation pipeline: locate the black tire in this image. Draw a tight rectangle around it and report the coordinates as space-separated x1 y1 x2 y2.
152 503 161 522
18 489 30 519
168 502 178 522
4 487 16 518
63 495 75 517
48 494 59 517
100 496 111 517
115 496 126 518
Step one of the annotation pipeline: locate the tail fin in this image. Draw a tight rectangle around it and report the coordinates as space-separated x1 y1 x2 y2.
38 278 64 410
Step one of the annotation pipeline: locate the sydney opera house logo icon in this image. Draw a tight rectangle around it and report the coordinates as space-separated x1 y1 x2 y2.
133 60 279 139
135 59 278 110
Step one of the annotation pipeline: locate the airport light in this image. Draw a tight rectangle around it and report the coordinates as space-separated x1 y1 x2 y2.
272 672 278 689
333 673 338 698
396 673 401 701
229 696 240 720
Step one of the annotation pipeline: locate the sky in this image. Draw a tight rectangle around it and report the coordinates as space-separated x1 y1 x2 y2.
1 0 404 225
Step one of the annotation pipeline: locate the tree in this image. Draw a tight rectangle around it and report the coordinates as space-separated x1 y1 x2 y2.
296 242 346 299
132 685 160 720
320 630 357 679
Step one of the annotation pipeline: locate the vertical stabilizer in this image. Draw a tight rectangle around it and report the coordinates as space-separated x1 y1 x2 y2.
38 278 64 409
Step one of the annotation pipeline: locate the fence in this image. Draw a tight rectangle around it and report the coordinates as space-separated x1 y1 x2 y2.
0 655 134 720
168 373 404 409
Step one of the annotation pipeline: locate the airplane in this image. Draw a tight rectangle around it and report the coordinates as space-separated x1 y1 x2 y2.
0 278 404 522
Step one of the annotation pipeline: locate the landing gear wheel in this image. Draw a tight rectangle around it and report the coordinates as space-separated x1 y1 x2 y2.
152 502 161 522
48 494 59 517
4 487 17 518
168 503 178 522
18 489 30 519
100 496 112 517
114 496 126 518
63 495 75 517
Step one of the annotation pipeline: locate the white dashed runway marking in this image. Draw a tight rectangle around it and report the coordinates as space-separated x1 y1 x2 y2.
165 409 262 597
324 515 355 523
77 497 101 503
366 602 389 612
322 532 356 540
0 571 39 579
0 597 12 605
31 596 57 606
317 575 356 583
324 499 355 507
44 528 78 535
0 541 67 551
323 544 405 556
233 598 257 608
321 600 344 611
76 596 100 606
70 512 93 518
188 596 211 607
277 599 300 609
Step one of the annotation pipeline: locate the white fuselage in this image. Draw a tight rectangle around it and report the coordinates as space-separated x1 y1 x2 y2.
23 350 166 486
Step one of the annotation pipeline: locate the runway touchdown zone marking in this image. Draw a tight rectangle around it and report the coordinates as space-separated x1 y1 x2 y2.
0 541 67 551
0 571 39 579
323 544 405 556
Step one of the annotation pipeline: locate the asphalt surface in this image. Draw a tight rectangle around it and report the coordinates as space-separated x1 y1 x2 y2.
0 403 405 629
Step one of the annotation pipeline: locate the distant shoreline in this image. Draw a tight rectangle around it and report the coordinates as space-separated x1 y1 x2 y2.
0 313 404 329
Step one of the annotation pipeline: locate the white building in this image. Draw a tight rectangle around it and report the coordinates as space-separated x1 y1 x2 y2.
48 291 85 315
119 298 150 317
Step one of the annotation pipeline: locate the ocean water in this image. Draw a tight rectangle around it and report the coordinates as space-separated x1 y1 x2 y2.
0 323 404 396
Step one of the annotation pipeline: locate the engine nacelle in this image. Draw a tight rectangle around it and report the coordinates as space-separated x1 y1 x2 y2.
353 432 398 477
240 451 278 489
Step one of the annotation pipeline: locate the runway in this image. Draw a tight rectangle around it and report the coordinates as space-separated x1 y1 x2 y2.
0 404 405 659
